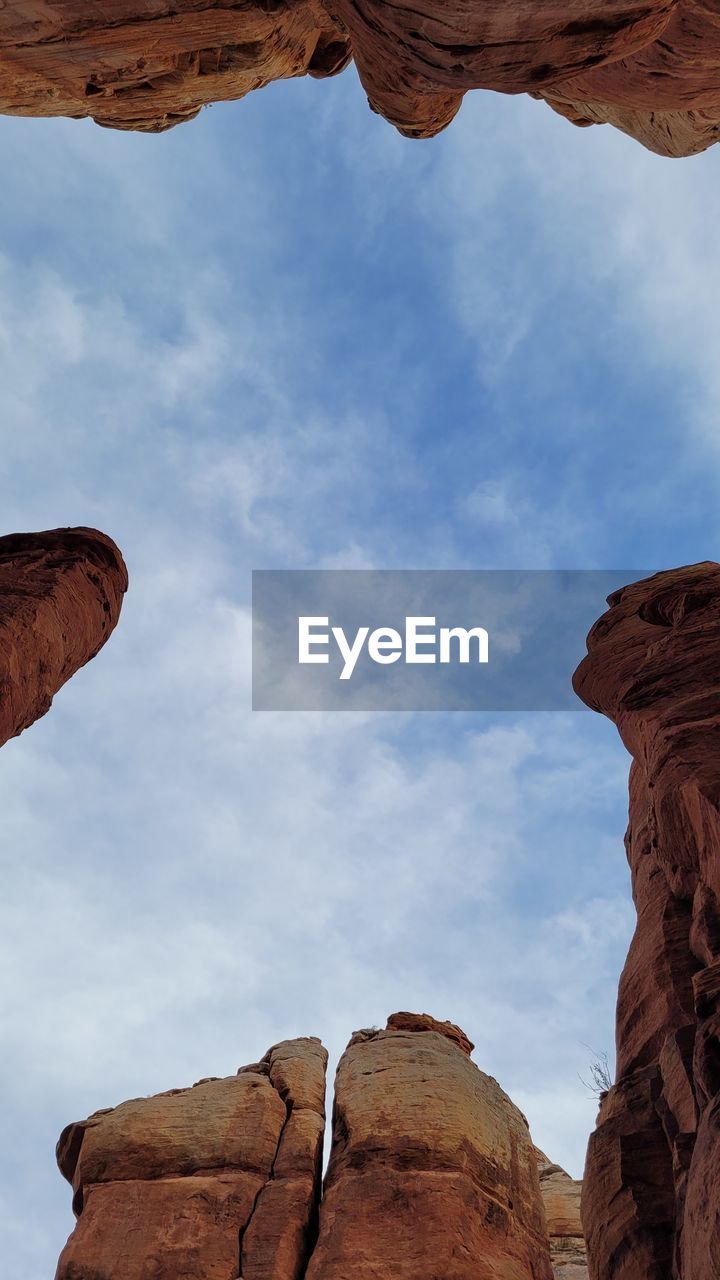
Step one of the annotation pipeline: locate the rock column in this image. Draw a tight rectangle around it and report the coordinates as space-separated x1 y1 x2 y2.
574 563 720 1280
306 1011 554 1280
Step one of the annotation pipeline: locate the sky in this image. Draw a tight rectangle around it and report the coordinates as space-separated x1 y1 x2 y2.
1 57 719 1277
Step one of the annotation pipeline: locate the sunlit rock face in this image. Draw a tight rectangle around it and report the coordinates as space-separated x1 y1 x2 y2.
574 563 720 1280
536 1150 589 1280
2 1 720 156
0 527 127 749
55 1037 328 1280
0 0 352 133
54 1013 562 1280
307 1012 554 1280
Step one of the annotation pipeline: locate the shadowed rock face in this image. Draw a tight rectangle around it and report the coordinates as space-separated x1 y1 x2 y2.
0 527 127 749
2 1 720 156
574 563 720 1280
54 1014 564 1280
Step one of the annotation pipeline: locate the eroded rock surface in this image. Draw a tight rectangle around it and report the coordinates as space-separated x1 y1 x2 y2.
1 1 720 155
574 562 720 1280
307 1012 553 1280
0 0 351 134
55 1036 328 1280
55 1014 584 1279
536 1150 589 1280
0 527 127 749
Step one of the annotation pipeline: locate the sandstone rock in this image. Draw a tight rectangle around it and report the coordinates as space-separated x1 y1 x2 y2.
380 1009 474 1056
0 0 351 134
2 1 720 155
0 527 127 750
306 1013 553 1280
333 0 675 141
54 1016 592 1279
536 1150 589 1280
573 563 720 1280
54 1036 327 1280
539 1 720 157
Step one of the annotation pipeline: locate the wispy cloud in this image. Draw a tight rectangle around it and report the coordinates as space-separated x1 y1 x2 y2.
0 65 708 1279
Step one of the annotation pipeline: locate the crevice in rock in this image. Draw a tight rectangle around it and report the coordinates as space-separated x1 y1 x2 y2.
236 1092 294 1279
236 1044 324 1280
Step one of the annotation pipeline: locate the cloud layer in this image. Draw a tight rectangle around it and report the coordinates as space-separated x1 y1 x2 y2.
0 68 716 1275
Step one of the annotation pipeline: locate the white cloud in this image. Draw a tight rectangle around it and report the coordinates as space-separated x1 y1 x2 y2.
0 76 665 1278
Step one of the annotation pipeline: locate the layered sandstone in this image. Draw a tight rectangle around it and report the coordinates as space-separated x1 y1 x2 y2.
0 0 351 134
0 527 127 749
574 562 720 1280
307 1012 553 1280
536 1151 589 1280
1 1 720 156
55 1036 328 1280
55 1014 571 1279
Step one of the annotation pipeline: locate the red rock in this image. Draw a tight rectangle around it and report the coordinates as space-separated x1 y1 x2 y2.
573 563 720 1280
0 0 350 134
0 527 127 749
306 1013 553 1280
334 0 675 140
2 1 720 155
383 1010 474 1056
55 1037 327 1280
539 1 720 157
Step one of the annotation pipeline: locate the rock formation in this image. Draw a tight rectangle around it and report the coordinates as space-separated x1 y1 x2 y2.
308 1011 553 1280
55 1013 565 1279
0 527 127 749
1 1 720 156
55 1037 328 1280
536 1151 589 1280
574 562 720 1280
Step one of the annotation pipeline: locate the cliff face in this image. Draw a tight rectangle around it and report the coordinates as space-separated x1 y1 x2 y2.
574 563 720 1280
0 527 127 749
2 1 720 156
55 1013 564 1280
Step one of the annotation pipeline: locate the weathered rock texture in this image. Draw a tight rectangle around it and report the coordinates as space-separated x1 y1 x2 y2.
0 527 127 750
2 1 720 155
574 562 720 1280
536 1150 589 1280
55 1014 579 1279
55 1036 328 1280
307 1012 554 1280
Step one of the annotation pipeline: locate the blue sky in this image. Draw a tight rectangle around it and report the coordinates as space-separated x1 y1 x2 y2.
1 62 719 1276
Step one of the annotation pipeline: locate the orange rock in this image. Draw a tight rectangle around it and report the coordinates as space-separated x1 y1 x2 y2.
0 527 126 749
55 1017 597 1278
55 1037 327 1280
574 564 720 1280
384 1010 474 1056
540 1 720 157
306 1013 553 1280
2 1 720 154
536 1150 589 1280
0 0 350 133
334 0 675 140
